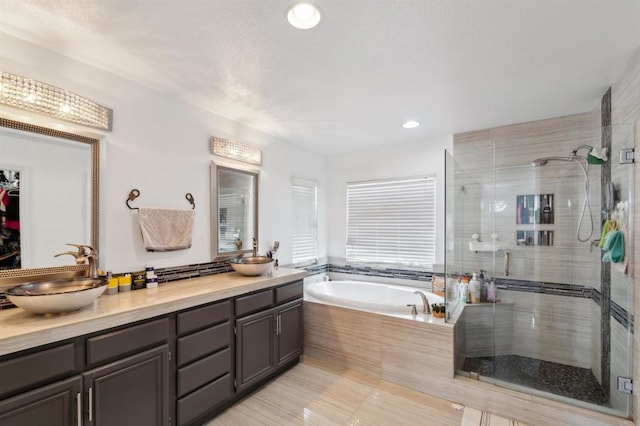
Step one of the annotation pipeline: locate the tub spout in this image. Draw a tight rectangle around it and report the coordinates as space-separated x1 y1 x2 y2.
414 291 431 314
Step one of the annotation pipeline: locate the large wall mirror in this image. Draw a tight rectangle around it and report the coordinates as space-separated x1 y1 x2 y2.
210 161 258 259
0 118 99 286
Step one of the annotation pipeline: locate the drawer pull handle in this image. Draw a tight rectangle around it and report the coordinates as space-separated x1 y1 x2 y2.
76 392 82 426
88 387 93 422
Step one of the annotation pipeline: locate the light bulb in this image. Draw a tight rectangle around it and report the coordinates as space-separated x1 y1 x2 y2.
287 3 321 29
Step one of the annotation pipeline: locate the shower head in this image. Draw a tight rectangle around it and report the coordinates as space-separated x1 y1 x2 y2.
530 156 577 167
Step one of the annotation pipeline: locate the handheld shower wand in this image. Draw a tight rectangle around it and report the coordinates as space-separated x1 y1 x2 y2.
530 146 596 243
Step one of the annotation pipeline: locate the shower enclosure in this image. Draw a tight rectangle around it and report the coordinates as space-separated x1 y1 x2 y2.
445 111 634 417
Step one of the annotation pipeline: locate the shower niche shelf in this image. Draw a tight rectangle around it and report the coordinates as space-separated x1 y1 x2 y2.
516 194 554 225
516 230 554 247
516 193 555 246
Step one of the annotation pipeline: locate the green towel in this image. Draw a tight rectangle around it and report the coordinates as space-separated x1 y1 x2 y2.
598 220 610 248
602 230 624 263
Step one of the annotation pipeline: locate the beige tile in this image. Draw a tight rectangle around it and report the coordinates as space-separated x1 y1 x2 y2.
304 301 383 377
208 393 303 426
347 384 462 426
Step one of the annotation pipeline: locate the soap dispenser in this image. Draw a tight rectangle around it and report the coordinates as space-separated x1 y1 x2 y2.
459 276 469 304
469 272 482 304
487 280 497 302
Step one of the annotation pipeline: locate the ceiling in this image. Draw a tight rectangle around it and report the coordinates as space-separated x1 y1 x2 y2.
1 0 640 155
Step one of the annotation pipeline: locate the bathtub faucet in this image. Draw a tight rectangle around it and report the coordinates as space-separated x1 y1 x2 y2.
414 291 431 314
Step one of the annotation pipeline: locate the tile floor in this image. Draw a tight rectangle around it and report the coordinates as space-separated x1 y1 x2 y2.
462 355 608 406
208 357 465 425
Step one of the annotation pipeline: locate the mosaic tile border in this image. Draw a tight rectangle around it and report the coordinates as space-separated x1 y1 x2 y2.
303 262 433 282
154 260 233 282
0 260 634 333
494 278 592 298
303 263 633 332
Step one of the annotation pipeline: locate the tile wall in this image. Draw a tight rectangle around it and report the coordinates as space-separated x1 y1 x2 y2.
451 108 635 415
304 300 630 426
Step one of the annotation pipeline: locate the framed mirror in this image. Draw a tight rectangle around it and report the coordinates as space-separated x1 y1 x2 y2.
210 161 258 259
0 118 99 286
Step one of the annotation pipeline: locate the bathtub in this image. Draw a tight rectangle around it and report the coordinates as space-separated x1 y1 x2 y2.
305 280 443 315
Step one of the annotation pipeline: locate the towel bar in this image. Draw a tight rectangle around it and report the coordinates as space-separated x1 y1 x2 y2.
126 189 195 210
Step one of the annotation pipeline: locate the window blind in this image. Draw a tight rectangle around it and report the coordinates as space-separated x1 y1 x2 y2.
218 193 245 251
346 176 436 267
292 182 318 264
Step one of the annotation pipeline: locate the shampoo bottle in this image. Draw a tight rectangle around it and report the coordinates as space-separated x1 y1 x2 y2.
487 281 497 302
469 272 481 303
459 276 469 304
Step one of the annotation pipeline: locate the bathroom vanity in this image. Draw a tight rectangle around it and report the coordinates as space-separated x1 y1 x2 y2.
0 268 305 426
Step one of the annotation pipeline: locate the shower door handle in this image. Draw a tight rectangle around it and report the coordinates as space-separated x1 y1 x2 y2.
504 251 510 277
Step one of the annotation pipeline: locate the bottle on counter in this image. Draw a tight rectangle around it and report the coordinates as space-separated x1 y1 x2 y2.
106 271 119 295
487 281 497 302
459 276 469 304
118 273 132 292
469 272 482 304
479 270 487 302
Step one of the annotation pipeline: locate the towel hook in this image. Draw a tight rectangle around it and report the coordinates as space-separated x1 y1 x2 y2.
126 189 140 210
186 193 195 209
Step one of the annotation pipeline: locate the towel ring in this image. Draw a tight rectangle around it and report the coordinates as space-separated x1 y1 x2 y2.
126 189 196 210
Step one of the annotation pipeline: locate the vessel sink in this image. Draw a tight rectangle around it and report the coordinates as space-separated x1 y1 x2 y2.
229 256 274 276
6 277 108 314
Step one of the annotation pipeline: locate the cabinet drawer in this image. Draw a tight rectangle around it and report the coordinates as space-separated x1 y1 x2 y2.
177 373 231 426
177 300 231 336
0 343 76 397
178 322 230 366
275 281 303 304
87 318 169 366
177 348 230 398
235 289 273 317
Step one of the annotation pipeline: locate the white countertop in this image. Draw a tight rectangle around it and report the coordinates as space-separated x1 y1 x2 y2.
0 268 306 357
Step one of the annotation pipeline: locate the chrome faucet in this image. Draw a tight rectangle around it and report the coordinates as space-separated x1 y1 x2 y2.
414 290 431 314
55 243 99 278
252 237 258 257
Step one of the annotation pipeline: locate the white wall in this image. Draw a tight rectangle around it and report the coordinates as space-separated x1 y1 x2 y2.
326 136 453 267
1 33 327 273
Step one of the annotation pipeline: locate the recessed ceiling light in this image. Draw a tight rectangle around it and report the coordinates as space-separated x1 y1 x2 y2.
402 120 421 129
287 3 322 29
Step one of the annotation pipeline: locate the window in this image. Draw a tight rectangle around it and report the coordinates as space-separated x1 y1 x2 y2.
346 176 436 268
292 179 318 265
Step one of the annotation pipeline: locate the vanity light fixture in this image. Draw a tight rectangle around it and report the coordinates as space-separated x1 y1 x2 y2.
287 3 322 29
212 137 262 166
0 71 112 131
402 120 421 129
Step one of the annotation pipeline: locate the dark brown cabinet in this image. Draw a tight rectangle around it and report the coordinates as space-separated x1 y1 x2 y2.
0 278 303 426
0 375 82 426
83 345 170 426
235 308 276 392
176 300 232 426
235 297 303 393
276 300 303 367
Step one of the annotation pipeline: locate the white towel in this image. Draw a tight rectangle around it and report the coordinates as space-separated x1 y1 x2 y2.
138 208 195 252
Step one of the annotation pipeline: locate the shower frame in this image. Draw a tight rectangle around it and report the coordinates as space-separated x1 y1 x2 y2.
444 109 634 418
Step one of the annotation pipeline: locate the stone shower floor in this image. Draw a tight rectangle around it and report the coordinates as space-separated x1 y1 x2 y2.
462 355 609 406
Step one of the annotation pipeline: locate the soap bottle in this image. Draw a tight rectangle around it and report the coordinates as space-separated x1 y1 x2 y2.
459 276 469 304
469 272 481 304
487 281 497 303
479 270 487 302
